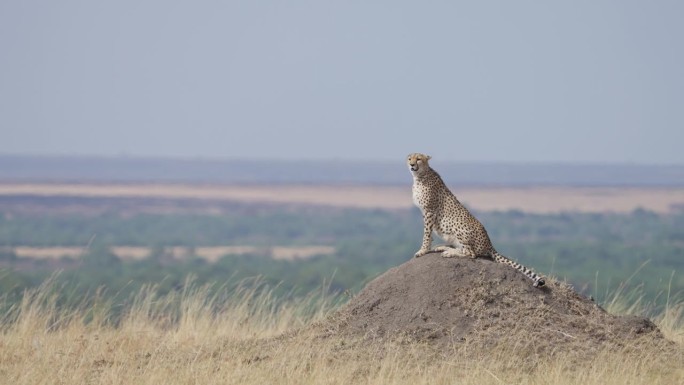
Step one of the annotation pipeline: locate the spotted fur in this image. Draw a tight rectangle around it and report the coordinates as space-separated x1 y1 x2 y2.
407 153 545 288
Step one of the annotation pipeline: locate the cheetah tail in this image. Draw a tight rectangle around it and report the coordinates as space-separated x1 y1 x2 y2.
491 251 545 288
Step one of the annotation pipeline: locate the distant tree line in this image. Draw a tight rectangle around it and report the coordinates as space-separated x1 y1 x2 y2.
1 206 682 311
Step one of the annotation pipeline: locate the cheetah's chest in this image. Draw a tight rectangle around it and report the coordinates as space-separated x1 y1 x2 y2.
411 182 429 210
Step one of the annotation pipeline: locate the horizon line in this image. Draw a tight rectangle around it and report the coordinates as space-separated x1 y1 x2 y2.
2 152 683 167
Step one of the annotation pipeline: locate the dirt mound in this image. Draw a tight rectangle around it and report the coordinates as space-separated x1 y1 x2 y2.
318 254 665 354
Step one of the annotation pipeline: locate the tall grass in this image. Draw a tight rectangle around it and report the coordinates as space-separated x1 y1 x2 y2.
597 267 683 344
1 277 682 385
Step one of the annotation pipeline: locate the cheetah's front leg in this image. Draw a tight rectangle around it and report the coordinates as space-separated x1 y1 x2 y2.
414 212 435 258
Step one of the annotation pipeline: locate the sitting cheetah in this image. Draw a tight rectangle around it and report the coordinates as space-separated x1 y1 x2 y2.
407 153 545 288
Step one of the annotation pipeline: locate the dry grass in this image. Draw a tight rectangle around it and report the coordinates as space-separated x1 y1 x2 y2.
2 182 684 213
1 278 682 385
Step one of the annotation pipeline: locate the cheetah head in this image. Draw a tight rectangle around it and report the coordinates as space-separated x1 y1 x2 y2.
407 153 432 175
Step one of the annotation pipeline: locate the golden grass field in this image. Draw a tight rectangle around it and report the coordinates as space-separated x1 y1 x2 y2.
1 182 684 213
1 279 682 385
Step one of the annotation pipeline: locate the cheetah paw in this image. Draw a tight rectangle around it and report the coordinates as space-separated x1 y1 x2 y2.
434 246 460 258
414 249 429 258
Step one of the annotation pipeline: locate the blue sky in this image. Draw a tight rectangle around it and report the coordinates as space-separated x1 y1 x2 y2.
1 1 682 164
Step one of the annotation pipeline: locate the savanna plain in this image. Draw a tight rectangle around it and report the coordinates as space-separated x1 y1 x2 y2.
1 182 683 384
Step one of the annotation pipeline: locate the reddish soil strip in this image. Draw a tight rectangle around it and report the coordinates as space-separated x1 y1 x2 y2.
0 183 682 213
11 245 335 262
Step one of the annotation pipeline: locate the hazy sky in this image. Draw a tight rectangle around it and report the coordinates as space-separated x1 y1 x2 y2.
1 1 683 164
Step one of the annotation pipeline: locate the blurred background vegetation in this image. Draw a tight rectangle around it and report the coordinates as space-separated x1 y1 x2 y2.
1 200 682 316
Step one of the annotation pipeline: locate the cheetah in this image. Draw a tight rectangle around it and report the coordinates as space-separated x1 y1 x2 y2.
407 153 546 288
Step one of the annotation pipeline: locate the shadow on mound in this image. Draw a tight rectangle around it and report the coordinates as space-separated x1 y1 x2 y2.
317 254 665 354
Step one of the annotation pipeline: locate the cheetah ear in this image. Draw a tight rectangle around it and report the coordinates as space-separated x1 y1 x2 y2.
426 155 432 161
